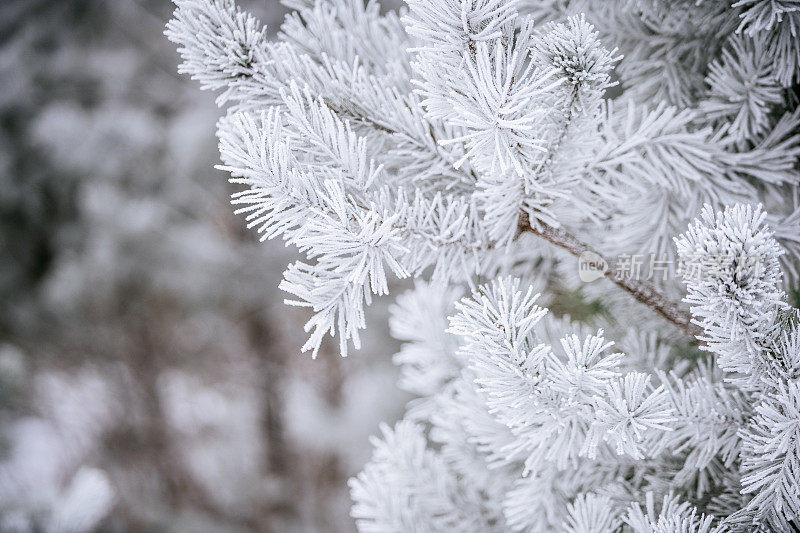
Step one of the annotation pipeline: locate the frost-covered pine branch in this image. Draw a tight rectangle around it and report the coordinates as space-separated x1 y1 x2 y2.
167 0 800 529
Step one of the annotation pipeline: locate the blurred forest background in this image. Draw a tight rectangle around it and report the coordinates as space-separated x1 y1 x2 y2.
0 1 408 531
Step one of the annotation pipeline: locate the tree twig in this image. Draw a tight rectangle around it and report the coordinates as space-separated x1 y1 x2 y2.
521 216 702 339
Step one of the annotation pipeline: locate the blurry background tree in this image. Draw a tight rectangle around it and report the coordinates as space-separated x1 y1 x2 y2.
0 1 406 531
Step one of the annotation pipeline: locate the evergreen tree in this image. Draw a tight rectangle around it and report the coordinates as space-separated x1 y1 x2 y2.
167 0 800 529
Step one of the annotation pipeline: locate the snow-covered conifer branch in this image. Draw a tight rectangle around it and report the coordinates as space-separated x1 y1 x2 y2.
563 492 622 533
167 0 800 528
734 0 800 87
701 36 783 148
675 204 787 380
166 0 274 106
389 282 465 399
348 420 503 532
738 381 800 529
625 492 715 533
448 279 676 474
654 364 749 484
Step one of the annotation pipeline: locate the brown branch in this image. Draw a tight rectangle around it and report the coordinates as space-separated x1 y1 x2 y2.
521 216 702 339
